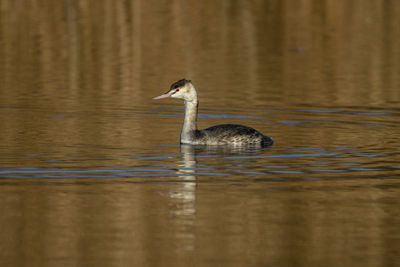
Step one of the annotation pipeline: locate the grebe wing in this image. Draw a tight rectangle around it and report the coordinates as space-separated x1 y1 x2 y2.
203 124 260 136
201 124 273 146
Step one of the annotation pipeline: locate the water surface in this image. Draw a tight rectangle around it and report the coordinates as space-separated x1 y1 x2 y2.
1 1 400 266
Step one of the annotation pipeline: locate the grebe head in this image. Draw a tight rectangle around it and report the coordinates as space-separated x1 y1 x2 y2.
153 79 197 102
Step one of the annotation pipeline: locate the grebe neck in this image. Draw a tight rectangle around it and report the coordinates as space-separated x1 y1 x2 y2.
181 100 198 143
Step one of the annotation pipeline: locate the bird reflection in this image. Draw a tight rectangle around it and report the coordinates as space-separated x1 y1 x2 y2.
166 144 198 251
169 144 197 217
168 143 268 251
168 144 266 213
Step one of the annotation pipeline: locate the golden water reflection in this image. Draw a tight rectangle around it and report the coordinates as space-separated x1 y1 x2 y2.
1 163 399 266
1 0 400 266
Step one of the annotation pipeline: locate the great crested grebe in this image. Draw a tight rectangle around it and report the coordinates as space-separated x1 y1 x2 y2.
153 79 273 146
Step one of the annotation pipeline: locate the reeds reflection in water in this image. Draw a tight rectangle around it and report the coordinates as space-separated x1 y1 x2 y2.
0 1 400 266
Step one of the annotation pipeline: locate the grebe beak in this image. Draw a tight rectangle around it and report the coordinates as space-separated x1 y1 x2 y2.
153 91 173 100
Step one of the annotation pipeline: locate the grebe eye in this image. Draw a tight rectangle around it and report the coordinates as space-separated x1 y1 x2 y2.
176 89 179 92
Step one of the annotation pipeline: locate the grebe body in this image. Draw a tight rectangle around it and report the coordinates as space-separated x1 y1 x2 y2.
153 79 273 147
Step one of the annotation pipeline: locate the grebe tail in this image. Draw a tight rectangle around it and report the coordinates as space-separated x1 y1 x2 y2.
153 79 273 147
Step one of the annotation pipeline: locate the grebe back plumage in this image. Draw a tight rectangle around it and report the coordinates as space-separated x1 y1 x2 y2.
153 79 273 146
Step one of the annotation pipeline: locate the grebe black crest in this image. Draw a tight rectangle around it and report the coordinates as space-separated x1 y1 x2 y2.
170 79 191 90
153 79 273 147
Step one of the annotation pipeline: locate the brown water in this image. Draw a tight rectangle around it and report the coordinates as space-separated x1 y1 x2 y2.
1 1 400 266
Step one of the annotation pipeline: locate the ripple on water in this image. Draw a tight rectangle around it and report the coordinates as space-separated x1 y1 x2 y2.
1 145 399 184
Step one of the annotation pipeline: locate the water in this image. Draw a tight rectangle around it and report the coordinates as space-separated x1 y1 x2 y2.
1 1 400 266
